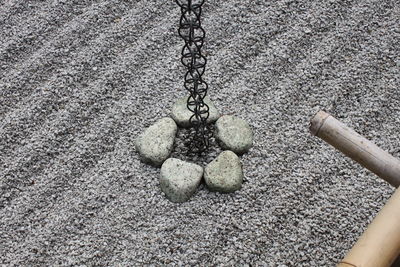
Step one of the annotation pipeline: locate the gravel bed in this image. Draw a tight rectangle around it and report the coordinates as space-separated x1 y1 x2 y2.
0 0 399 266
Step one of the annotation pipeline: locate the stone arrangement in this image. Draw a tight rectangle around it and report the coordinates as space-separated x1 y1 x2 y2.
135 97 254 202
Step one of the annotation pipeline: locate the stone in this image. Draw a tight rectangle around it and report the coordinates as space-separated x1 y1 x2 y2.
170 95 220 128
204 151 243 193
135 117 177 167
160 158 203 203
215 115 253 154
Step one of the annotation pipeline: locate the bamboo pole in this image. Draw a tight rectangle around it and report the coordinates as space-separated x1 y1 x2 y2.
310 110 400 188
337 186 400 267
310 110 400 267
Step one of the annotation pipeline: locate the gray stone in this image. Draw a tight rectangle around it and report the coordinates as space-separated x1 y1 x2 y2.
160 158 203 203
170 95 220 128
135 117 177 167
204 151 243 193
215 115 253 154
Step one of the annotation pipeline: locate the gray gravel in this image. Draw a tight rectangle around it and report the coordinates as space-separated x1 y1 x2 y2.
0 0 399 266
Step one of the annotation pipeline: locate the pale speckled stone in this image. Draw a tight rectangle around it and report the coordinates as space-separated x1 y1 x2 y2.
170 95 220 128
160 158 203 203
204 151 243 193
215 115 253 154
135 118 177 167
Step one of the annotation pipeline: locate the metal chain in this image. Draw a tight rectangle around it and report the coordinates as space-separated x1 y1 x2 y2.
176 0 212 154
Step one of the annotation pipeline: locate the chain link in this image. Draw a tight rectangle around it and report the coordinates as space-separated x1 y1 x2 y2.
176 0 212 154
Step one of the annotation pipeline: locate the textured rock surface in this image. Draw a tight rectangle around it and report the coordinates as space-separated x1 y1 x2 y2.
204 151 243 193
135 118 177 166
160 158 203 203
171 95 220 128
215 115 253 154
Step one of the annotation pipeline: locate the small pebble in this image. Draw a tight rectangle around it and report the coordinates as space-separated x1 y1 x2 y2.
135 117 177 166
204 150 243 193
160 158 203 203
215 115 253 154
170 95 220 128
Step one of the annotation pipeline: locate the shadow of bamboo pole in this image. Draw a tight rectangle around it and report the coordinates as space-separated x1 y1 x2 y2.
310 110 400 267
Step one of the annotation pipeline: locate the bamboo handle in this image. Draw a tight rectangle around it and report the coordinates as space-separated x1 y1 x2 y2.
310 111 400 188
337 187 400 267
310 110 400 266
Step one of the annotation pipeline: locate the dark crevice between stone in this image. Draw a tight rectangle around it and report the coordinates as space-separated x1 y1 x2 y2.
170 124 222 167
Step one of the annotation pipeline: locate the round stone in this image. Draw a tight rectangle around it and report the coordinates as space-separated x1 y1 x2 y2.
170 95 220 128
135 117 177 167
215 115 253 154
204 150 243 193
160 158 203 203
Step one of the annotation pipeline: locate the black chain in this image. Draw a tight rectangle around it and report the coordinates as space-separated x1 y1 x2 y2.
176 0 212 154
